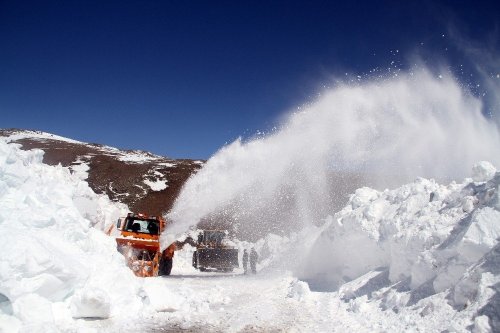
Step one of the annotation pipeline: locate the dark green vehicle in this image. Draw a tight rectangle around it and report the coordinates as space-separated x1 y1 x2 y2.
192 230 239 272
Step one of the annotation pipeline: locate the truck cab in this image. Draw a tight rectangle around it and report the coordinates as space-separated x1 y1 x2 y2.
112 213 166 277
192 230 239 272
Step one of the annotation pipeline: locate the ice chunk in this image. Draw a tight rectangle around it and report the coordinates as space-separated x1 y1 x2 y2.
0 293 12 315
142 282 185 312
462 207 500 252
473 315 491 333
287 279 310 301
0 313 21 333
350 187 378 209
472 161 496 183
17 273 68 302
71 287 111 319
13 294 54 327
462 196 477 213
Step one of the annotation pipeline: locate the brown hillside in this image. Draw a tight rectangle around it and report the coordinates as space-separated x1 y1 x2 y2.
0 129 203 215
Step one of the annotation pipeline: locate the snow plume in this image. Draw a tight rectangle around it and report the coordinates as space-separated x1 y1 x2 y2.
166 68 500 242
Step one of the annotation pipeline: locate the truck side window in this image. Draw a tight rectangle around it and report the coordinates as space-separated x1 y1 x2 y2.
125 217 134 230
147 221 159 235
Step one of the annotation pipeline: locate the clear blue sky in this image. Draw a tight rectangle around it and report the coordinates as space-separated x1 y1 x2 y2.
1 1 498 159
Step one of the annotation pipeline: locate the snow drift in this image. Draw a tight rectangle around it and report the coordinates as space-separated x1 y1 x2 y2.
0 139 143 332
300 161 500 293
292 161 500 331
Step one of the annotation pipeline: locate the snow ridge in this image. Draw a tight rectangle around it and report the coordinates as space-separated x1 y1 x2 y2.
0 139 143 332
297 161 500 332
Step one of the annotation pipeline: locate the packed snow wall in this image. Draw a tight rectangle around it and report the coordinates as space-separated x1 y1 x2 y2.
0 139 144 332
165 68 500 243
299 162 500 291
292 162 500 332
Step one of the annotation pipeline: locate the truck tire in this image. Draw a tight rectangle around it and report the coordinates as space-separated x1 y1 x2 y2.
159 257 173 276
192 252 198 269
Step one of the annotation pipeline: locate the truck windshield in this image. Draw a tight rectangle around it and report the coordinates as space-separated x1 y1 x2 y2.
126 218 159 235
204 231 225 244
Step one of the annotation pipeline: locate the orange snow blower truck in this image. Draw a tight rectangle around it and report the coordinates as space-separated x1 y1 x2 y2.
106 212 165 277
106 212 196 277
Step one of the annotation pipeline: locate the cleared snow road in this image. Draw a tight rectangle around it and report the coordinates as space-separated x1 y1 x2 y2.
125 267 478 333
133 269 401 333
140 271 306 332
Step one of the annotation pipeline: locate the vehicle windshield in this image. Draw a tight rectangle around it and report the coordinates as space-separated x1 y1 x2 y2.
203 231 225 244
126 218 159 235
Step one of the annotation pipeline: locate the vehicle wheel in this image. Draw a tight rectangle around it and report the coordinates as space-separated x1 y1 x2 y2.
199 267 207 272
165 258 173 275
192 252 197 268
159 257 173 276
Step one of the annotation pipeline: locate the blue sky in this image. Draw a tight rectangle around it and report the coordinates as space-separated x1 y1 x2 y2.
1 1 499 159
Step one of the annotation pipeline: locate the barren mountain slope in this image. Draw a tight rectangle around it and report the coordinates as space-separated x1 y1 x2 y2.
0 129 203 215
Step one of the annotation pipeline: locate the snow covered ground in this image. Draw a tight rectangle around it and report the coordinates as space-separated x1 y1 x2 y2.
1 134 500 332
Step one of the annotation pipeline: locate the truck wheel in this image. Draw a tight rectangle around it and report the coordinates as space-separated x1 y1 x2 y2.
192 252 197 268
159 257 173 276
164 258 173 275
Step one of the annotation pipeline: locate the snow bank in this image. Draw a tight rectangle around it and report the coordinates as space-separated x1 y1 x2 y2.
0 139 144 331
298 163 500 329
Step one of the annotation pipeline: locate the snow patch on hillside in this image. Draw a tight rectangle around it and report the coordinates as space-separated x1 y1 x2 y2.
70 158 90 180
2 129 170 165
144 179 168 191
4 130 84 144
118 151 162 163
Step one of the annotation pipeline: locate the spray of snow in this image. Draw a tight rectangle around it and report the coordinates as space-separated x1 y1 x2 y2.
165 69 500 243
157 68 500 330
152 162 500 331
